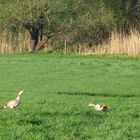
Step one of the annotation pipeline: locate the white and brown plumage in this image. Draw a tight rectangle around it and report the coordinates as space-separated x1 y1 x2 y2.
88 103 107 111
2 90 24 109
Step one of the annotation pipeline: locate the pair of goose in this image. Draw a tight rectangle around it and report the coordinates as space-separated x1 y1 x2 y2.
1 90 107 111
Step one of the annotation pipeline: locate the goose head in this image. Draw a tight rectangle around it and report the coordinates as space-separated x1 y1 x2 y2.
18 89 24 96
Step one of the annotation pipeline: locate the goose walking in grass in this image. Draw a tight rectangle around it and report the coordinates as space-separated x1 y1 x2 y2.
88 103 107 111
2 89 24 109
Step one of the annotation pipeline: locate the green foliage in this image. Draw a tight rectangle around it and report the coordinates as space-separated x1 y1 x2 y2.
0 54 140 139
104 0 140 33
1 0 140 49
71 1 115 45
0 0 115 46
0 0 49 31
0 0 51 50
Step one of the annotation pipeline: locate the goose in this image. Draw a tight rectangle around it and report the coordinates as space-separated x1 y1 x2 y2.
88 103 107 111
2 89 24 109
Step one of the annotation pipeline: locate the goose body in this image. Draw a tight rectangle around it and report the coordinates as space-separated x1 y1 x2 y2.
88 103 107 111
3 90 24 109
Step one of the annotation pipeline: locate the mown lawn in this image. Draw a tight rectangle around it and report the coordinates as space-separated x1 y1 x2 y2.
0 53 140 140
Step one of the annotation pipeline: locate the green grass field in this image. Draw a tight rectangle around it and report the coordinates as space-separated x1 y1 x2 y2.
0 53 140 140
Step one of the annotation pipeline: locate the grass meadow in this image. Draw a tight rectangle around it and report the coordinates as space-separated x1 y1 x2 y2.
0 53 140 140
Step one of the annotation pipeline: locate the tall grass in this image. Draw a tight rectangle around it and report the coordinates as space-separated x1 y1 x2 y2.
86 30 140 57
0 32 31 54
1 30 140 56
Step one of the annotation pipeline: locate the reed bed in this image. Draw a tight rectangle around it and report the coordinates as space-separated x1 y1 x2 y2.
0 32 31 54
0 30 140 56
84 30 140 57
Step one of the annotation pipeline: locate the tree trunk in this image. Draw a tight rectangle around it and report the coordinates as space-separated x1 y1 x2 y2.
29 27 39 51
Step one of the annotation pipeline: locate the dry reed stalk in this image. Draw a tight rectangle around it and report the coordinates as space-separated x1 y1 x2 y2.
1 32 7 54
18 32 22 52
64 39 67 54
8 33 12 54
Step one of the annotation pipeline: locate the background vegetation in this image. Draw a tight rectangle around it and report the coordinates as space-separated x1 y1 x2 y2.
0 0 140 56
0 1 140 139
